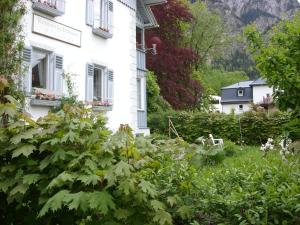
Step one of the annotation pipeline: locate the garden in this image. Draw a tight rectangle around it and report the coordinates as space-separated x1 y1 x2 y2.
1 0 300 224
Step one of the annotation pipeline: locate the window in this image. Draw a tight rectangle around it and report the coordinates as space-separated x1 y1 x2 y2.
239 105 243 111
21 47 64 97
93 67 104 101
136 27 144 49
31 49 49 89
137 77 145 110
86 63 114 105
86 0 114 38
137 78 142 109
237 89 244 97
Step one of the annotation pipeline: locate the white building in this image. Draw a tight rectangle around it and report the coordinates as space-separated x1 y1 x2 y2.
221 78 274 114
20 0 165 135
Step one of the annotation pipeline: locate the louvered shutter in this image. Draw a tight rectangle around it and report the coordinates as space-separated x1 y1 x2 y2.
22 47 32 94
54 54 63 93
93 0 101 29
107 70 114 104
86 0 94 26
86 63 94 102
108 1 114 34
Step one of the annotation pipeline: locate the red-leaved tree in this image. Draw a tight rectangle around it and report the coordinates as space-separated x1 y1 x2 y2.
146 0 202 110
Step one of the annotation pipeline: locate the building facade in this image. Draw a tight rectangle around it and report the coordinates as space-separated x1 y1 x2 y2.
21 0 165 135
221 78 274 114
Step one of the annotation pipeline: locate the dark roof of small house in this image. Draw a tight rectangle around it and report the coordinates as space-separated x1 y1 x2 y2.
221 81 254 90
250 77 267 86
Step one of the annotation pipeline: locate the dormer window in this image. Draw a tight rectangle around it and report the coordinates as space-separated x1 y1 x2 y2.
32 0 65 17
237 89 244 97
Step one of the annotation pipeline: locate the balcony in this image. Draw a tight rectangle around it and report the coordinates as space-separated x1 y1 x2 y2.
32 0 65 17
137 49 146 70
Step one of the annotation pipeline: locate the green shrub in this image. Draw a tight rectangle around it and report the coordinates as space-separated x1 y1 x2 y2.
223 140 241 157
148 110 292 145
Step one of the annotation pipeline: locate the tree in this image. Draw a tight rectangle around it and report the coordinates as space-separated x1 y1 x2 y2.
146 0 202 110
194 67 248 95
146 71 171 114
0 0 25 126
244 13 300 112
187 1 229 67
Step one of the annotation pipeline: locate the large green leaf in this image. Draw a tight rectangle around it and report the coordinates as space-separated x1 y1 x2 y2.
10 129 39 145
88 191 115 215
153 210 172 225
12 144 36 158
39 190 70 217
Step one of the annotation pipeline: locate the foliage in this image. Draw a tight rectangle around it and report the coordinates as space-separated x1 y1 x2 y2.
146 0 202 110
194 149 300 225
146 71 172 114
0 0 25 126
148 110 291 145
193 67 248 95
244 13 300 112
0 104 174 225
187 1 229 67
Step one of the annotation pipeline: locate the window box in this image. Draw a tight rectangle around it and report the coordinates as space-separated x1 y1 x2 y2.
32 0 65 17
92 105 113 111
92 28 113 39
30 99 61 107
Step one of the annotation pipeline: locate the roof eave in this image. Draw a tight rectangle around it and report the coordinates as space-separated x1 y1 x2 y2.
144 0 167 6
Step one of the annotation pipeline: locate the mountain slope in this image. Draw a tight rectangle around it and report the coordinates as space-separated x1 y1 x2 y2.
206 0 300 33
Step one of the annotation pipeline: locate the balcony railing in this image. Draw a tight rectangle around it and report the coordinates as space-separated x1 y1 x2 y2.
137 110 147 129
137 49 146 70
32 0 65 17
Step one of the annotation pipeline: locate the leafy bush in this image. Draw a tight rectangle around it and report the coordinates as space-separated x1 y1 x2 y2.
0 104 177 225
149 110 292 145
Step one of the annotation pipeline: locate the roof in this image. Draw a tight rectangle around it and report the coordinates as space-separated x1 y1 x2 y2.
221 81 254 90
250 77 267 86
138 0 166 28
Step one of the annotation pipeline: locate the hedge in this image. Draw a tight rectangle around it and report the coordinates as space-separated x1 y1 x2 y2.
148 111 291 145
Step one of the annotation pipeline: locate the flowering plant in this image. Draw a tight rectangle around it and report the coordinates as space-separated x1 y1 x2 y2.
260 138 274 156
32 88 61 101
279 136 293 161
85 100 112 106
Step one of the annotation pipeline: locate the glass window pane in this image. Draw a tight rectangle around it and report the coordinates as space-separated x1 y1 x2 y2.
137 78 142 109
93 68 102 101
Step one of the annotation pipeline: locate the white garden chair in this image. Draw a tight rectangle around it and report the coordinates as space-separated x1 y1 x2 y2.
209 134 224 147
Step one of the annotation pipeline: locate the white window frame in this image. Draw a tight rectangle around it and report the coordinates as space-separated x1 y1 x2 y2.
239 104 244 111
137 77 145 111
31 48 53 91
93 65 105 102
237 89 244 97
100 0 109 31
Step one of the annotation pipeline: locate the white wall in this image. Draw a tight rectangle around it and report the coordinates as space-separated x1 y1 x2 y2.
252 85 273 104
22 0 141 133
222 103 251 114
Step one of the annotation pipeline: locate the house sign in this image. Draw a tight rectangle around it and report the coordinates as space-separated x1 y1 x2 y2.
32 14 81 47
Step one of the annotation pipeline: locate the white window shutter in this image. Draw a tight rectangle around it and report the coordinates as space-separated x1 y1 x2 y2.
86 63 94 102
54 54 63 93
93 0 101 29
21 47 32 94
107 70 114 104
108 1 114 34
86 0 94 26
